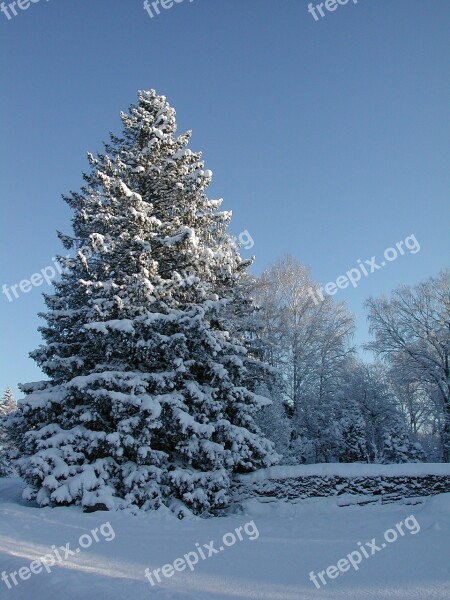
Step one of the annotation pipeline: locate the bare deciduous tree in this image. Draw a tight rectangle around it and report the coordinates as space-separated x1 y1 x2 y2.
366 269 450 460
254 255 355 462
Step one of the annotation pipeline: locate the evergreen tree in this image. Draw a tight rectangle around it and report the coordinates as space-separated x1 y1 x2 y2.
380 418 426 464
0 387 16 415
0 387 17 476
9 90 277 515
334 397 367 463
254 381 292 462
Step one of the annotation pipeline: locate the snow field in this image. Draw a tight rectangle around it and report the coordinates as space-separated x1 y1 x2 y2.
1 477 449 600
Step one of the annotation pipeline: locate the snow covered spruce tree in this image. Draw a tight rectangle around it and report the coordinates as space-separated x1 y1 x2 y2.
0 387 17 476
10 90 278 515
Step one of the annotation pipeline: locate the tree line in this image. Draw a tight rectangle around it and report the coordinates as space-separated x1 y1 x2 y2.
250 257 449 464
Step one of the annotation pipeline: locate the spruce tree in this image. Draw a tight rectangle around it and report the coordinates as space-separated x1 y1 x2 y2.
380 418 426 463
10 90 277 515
0 387 16 476
0 387 16 415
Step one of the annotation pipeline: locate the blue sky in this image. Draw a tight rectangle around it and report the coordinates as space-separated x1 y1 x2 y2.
1 0 449 398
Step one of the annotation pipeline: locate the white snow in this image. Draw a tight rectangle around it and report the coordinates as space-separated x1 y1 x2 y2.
237 462 450 483
119 181 143 201
172 148 192 159
84 319 135 334
1 477 449 599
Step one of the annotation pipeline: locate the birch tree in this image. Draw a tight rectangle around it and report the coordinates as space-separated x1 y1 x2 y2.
366 269 450 460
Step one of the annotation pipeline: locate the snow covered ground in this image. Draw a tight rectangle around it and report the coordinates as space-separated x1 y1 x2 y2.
237 462 450 481
1 477 449 600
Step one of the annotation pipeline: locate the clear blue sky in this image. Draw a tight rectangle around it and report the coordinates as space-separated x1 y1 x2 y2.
1 0 449 399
